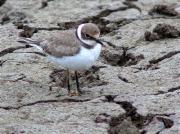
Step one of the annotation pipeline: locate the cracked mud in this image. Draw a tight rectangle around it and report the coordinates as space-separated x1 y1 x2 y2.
0 0 180 134
101 46 144 66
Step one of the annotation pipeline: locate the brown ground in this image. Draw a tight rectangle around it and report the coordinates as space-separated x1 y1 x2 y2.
0 0 180 133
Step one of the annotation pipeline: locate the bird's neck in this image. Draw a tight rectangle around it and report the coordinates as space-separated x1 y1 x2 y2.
76 24 96 49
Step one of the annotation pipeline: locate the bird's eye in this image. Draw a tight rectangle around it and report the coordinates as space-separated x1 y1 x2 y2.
84 34 91 39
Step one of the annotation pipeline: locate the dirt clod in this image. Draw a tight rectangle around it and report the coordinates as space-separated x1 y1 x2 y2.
101 47 144 66
101 47 124 66
40 1 48 9
0 14 10 25
108 118 140 134
156 116 174 128
149 5 178 16
1 12 27 25
145 23 180 41
14 22 38 37
153 23 180 38
144 31 160 41
0 0 6 7
95 113 111 123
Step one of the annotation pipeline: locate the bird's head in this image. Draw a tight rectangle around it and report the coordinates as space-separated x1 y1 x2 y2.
81 23 100 39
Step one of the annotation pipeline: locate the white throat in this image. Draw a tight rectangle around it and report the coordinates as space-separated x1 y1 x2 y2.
77 24 96 46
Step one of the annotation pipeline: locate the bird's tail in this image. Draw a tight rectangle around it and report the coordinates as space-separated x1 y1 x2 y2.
17 37 43 52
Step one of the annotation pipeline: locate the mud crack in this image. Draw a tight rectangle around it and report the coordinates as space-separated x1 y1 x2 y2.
135 50 180 71
0 98 90 110
153 85 180 95
133 64 160 72
57 6 130 35
0 59 7 66
0 73 26 83
123 0 141 12
109 101 174 134
149 50 180 64
95 95 174 134
118 74 133 83
15 3 142 37
0 46 27 57
14 5 128 37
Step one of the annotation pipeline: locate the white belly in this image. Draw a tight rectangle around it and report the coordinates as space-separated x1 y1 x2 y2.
48 44 102 70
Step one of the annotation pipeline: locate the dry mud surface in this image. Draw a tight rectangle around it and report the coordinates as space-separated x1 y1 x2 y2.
0 0 180 134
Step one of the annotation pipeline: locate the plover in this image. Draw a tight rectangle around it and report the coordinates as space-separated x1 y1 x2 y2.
17 23 106 96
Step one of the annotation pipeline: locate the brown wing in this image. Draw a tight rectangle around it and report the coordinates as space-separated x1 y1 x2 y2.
40 30 81 57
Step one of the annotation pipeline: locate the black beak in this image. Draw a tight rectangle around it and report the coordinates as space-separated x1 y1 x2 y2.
93 38 105 46
96 38 116 48
84 33 115 47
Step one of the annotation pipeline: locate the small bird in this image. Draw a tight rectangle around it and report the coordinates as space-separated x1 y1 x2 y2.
17 23 105 96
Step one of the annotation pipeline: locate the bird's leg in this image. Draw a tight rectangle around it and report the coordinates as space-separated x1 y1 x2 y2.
75 71 82 95
67 70 82 96
66 69 71 95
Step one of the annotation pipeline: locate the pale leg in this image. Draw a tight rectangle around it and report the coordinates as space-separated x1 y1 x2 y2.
75 71 82 95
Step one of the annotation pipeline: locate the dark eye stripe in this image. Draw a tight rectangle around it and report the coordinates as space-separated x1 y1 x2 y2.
82 33 103 46
82 33 91 39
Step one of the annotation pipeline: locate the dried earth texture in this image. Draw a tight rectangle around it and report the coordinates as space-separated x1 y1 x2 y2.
0 0 180 134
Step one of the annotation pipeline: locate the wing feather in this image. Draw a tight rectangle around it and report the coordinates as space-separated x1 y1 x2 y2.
40 30 80 57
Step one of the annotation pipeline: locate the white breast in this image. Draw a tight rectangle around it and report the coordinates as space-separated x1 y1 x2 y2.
48 43 102 70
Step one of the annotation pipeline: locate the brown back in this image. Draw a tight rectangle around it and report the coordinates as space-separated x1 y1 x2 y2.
40 30 81 57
